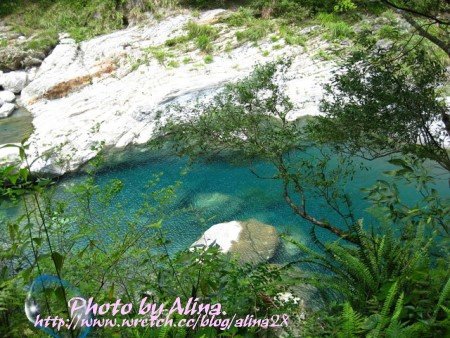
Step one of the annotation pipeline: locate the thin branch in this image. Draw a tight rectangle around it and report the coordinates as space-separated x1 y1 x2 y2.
382 0 450 25
401 13 450 57
282 181 358 244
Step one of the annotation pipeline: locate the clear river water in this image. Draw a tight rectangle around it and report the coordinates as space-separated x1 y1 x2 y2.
54 150 450 263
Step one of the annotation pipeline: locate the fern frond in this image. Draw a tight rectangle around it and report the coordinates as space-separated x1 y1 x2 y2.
157 325 170 338
339 302 364 338
391 292 404 323
433 275 450 320
329 244 377 292
372 281 399 336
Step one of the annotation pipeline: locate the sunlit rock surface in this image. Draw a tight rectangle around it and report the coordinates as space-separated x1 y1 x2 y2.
192 219 279 264
2 9 335 174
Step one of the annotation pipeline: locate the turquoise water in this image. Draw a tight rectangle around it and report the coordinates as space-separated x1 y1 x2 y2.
0 107 34 144
58 151 449 262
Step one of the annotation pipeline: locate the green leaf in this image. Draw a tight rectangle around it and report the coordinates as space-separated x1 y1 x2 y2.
32 238 43 246
150 220 163 229
51 252 65 274
388 158 408 167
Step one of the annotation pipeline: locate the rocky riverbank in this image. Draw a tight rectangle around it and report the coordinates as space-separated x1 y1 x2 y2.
0 9 336 175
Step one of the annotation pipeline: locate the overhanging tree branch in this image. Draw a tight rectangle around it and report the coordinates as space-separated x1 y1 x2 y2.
381 0 450 25
282 180 358 244
401 13 450 57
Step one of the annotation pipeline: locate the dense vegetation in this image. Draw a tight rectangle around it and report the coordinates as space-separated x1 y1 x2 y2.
0 0 449 337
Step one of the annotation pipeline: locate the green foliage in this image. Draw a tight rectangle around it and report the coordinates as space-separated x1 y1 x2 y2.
155 59 302 160
224 7 256 27
153 59 450 335
221 8 278 44
316 12 354 40
0 2 449 337
203 54 213 63
279 25 306 46
165 21 219 52
178 0 226 9
185 21 219 52
0 0 128 43
338 302 364 337
290 220 449 336
143 46 175 65
363 156 449 237
250 0 311 21
235 21 274 43
0 142 295 337
309 45 450 171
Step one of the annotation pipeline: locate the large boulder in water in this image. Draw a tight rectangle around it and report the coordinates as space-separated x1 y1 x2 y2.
191 219 279 264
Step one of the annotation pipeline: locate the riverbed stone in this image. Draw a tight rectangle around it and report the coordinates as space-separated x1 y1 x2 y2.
0 102 15 118
192 192 243 220
0 90 16 103
0 71 28 93
191 219 279 265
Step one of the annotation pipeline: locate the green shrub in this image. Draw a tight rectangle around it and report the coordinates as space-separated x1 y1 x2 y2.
279 25 306 46
178 0 227 9
224 6 256 27
166 21 219 52
317 13 353 40
204 54 213 63
144 46 174 65
250 0 311 21
235 19 274 43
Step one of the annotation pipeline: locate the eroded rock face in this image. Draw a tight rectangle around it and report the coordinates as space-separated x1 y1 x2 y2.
1 9 335 174
191 219 279 265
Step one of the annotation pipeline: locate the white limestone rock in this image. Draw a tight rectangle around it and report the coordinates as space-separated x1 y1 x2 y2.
2 10 335 174
0 144 20 165
191 219 279 264
0 102 15 118
0 90 16 103
0 71 28 93
192 221 242 253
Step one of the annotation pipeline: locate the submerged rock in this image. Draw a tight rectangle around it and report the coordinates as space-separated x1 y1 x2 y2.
192 192 243 220
193 192 233 209
191 219 279 264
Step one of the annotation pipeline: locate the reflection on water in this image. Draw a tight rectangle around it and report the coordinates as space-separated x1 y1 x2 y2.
0 107 33 144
